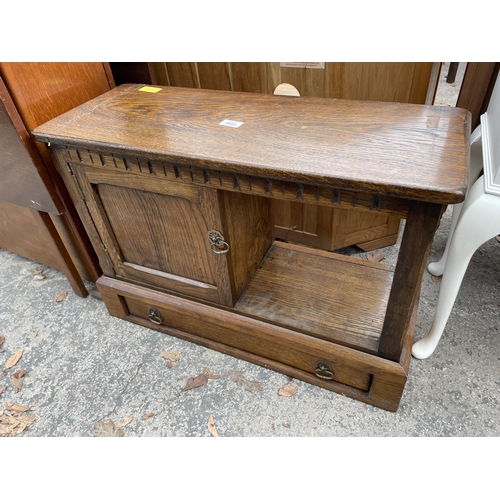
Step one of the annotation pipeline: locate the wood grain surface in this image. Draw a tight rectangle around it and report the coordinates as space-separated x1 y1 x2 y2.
236 241 394 354
97 275 410 411
33 84 470 204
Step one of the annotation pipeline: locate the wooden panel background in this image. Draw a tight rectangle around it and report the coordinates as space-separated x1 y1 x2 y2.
151 62 433 102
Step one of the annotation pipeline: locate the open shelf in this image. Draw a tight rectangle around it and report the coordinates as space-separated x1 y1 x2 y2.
235 241 395 354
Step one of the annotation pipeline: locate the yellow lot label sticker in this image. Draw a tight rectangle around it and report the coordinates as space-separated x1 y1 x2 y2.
139 86 162 93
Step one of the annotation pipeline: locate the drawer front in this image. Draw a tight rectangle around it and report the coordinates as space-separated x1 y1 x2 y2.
97 276 373 392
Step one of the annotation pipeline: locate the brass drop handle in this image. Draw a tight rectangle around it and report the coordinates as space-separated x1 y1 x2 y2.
315 361 334 380
208 230 230 255
148 307 162 325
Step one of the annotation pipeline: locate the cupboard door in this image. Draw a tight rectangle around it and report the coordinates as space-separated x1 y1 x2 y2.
71 165 234 306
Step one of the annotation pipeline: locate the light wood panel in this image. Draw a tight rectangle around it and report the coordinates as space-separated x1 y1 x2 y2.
150 62 433 102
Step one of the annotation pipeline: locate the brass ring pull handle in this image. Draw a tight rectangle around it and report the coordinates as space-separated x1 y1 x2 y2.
208 230 230 255
148 308 162 325
315 361 334 380
210 241 230 254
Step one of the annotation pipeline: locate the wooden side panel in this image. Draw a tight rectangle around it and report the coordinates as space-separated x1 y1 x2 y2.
165 63 199 88
0 200 61 269
152 63 169 86
219 190 273 301
0 62 114 283
0 200 88 297
230 62 268 93
0 77 60 213
456 62 500 130
324 62 432 103
121 62 433 102
0 63 113 134
198 62 232 91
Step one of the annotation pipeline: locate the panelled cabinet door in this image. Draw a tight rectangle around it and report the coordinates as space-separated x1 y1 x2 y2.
71 164 235 306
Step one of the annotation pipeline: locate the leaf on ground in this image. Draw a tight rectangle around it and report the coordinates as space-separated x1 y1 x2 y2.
0 386 6 394
6 402 30 413
203 367 221 380
431 275 442 282
207 415 219 437
160 351 181 362
366 253 384 262
0 413 38 437
11 370 26 393
116 416 134 428
278 384 298 397
143 413 155 420
182 374 209 391
92 420 124 437
6 348 23 369
54 290 67 302
166 362 174 369
0 335 4 345
229 371 263 393
32 267 46 280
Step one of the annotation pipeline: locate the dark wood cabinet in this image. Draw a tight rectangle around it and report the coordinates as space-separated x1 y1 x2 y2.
62 153 271 306
33 84 469 411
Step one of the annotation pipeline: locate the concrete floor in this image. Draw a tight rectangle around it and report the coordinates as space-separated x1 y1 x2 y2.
1 63 498 440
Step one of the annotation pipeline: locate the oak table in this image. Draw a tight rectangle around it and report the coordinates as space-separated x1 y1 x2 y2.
33 85 470 411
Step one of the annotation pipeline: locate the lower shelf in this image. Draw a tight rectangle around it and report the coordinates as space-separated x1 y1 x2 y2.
235 241 395 354
96 271 412 411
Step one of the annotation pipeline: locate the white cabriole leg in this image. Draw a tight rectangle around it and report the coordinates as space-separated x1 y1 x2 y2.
412 175 500 359
428 127 484 277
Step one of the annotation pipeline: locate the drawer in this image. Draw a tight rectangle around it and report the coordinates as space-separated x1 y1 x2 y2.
97 276 373 393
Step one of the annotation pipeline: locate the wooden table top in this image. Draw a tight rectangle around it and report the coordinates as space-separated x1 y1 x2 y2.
33 84 471 204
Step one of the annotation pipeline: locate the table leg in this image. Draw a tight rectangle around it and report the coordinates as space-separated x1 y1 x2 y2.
378 200 444 361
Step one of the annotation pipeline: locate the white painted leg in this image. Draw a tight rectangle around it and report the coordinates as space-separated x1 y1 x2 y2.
428 134 484 277
413 176 500 359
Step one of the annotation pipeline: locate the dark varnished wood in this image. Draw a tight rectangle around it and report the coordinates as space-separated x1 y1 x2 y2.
97 275 410 411
36 85 470 410
235 241 394 354
150 62 433 251
456 62 500 130
379 201 444 360
218 190 272 302
33 84 470 205
66 161 272 307
53 147 411 218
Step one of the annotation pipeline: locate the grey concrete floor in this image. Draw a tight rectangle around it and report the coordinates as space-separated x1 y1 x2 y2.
1 64 498 443
3 204 498 439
